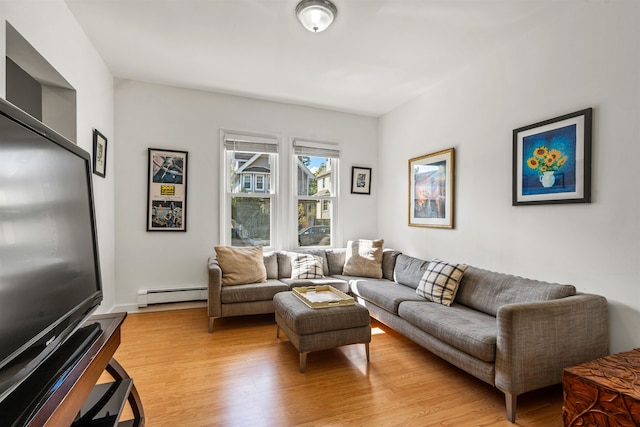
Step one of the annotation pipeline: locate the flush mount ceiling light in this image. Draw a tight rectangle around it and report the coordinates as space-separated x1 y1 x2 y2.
295 0 338 33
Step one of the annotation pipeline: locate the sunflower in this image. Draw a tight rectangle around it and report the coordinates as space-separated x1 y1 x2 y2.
545 156 555 166
557 156 568 167
540 165 548 172
527 157 539 169
549 149 562 160
534 146 548 158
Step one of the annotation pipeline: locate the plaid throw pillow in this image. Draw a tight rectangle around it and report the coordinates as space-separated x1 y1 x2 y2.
416 258 468 306
291 254 324 279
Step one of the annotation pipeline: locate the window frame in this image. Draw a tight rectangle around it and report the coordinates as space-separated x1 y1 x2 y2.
220 130 279 248
292 138 340 249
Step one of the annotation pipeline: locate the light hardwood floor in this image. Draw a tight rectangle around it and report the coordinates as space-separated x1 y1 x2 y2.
112 307 563 427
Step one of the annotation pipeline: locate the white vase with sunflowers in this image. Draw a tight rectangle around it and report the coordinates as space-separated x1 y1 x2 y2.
527 145 567 189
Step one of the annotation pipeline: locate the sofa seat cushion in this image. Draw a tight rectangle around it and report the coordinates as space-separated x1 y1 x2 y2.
349 279 425 315
398 301 497 362
220 280 289 304
281 278 349 294
456 266 577 317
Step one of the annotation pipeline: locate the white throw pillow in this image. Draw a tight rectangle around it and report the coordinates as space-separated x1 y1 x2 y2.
416 258 468 306
291 253 324 279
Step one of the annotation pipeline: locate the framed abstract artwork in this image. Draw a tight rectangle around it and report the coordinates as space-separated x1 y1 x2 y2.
513 108 592 206
408 148 454 228
351 166 371 195
147 148 188 231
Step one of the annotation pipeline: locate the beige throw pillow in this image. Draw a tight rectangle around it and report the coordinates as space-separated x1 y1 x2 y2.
214 246 267 286
342 239 384 279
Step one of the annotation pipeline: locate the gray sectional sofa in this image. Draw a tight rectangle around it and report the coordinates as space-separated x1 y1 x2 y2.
207 247 609 422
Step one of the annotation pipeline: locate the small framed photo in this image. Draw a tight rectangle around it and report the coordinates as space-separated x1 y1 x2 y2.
408 148 455 228
513 108 592 205
351 166 372 195
92 129 107 178
147 148 188 231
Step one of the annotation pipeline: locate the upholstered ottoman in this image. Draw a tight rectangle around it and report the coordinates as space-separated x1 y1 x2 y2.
273 291 371 372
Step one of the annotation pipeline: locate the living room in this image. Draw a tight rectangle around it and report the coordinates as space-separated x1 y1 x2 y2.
0 0 638 425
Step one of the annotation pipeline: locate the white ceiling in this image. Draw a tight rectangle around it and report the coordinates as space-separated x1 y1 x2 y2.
65 0 557 117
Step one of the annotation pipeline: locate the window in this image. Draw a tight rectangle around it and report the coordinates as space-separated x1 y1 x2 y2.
255 175 264 191
293 139 339 248
221 132 278 247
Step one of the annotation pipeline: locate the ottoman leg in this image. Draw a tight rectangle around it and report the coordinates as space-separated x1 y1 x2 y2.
365 343 370 361
276 325 280 338
300 352 308 373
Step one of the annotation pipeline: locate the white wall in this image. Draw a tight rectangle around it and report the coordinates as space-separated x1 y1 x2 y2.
113 80 378 311
378 2 640 354
0 0 116 312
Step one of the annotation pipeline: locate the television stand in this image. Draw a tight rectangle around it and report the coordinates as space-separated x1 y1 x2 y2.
8 312 144 426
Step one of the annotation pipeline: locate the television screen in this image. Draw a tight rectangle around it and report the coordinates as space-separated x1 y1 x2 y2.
0 99 103 403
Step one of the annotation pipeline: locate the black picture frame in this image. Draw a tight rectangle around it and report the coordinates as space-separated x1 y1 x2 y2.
513 108 592 206
351 166 372 195
147 148 188 231
92 129 107 178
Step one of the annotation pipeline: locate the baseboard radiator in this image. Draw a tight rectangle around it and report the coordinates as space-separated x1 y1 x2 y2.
137 286 207 308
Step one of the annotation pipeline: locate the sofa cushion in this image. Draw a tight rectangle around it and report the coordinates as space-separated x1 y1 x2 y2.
455 266 577 317
291 253 324 279
214 245 266 286
281 278 350 294
398 301 497 363
326 248 346 275
350 279 425 315
220 280 289 304
393 254 430 289
382 249 402 281
416 258 468 306
264 251 278 279
342 239 384 278
278 250 330 278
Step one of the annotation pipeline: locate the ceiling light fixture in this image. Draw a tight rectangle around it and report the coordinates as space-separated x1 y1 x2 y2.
295 0 338 33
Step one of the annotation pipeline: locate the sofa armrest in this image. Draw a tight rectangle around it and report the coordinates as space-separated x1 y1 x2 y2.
495 293 609 397
207 256 223 323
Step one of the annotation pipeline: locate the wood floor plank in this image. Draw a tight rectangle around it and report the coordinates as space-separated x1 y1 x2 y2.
112 308 562 426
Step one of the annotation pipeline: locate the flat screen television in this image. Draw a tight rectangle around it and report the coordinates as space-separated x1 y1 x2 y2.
0 97 103 409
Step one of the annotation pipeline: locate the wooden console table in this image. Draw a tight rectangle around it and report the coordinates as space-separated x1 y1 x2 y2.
563 348 640 427
1 312 144 426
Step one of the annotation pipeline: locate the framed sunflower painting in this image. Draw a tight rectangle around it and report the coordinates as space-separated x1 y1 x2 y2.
513 108 592 206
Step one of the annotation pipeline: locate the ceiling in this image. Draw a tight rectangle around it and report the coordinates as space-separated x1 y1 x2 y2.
65 0 557 117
